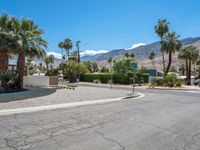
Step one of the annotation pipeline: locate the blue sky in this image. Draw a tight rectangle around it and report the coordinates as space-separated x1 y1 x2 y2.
1 0 200 56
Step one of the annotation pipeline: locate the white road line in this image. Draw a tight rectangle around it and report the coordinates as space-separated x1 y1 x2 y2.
0 93 145 116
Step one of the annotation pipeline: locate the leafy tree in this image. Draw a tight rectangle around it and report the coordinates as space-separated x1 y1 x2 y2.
65 60 89 82
155 19 169 72
101 66 109 73
113 58 132 73
149 51 155 69
83 61 99 73
162 32 181 75
107 57 113 72
58 38 73 60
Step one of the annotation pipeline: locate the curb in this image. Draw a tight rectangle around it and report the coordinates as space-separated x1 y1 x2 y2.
147 87 200 91
49 85 75 90
0 93 144 116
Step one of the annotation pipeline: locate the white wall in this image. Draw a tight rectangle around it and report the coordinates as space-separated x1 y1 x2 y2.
23 76 49 87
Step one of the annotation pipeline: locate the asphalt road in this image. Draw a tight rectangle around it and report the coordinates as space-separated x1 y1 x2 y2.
0 88 200 150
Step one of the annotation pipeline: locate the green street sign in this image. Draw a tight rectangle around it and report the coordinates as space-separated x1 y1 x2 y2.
131 63 138 70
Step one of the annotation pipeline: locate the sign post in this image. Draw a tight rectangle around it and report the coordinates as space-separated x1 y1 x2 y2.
130 63 138 94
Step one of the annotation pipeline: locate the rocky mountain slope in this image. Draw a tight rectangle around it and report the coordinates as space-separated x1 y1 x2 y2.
82 37 200 69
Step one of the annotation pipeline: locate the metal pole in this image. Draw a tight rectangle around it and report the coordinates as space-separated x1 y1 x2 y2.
132 73 135 94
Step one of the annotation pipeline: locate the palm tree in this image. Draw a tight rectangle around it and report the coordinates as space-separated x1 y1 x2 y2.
44 57 50 71
58 38 73 61
76 40 81 63
125 52 129 58
179 64 185 76
154 19 169 72
15 18 47 86
179 45 199 85
0 14 19 75
162 32 181 75
48 55 55 71
149 51 156 69
107 57 113 89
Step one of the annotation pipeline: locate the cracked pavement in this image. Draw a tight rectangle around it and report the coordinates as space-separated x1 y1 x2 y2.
0 87 200 150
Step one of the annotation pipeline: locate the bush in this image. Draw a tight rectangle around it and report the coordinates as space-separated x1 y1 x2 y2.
45 69 60 76
81 73 149 85
0 73 20 90
113 73 129 84
82 73 112 83
151 74 183 87
93 79 101 84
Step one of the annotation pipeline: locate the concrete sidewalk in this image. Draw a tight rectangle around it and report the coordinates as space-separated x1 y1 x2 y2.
0 86 131 110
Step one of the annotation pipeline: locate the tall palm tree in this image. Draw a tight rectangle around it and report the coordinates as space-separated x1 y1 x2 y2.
154 19 169 72
179 46 199 85
15 18 47 86
149 51 156 69
0 14 19 75
58 38 73 61
48 55 55 71
76 40 81 63
162 32 181 75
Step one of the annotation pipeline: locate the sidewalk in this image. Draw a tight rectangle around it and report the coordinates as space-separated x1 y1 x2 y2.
0 86 131 110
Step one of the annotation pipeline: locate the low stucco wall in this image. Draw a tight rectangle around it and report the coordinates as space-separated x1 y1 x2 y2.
23 76 49 87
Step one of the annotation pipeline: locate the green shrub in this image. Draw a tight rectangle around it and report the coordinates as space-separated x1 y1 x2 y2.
45 69 60 76
113 73 129 84
151 74 183 87
0 73 20 90
93 79 101 84
81 73 149 85
163 74 178 87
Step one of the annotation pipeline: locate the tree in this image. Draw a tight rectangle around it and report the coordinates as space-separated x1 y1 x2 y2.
14 18 47 86
155 19 169 72
113 58 132 73
162 32 181 75
101 66 109 73
83 61 99 73
179 64 185 76
107 57 113 72
48 55 55 71
0 14 19 75
179 45 199 85
149 51 155 69
65 60 89 82
58 38 73 61
76 40 81 63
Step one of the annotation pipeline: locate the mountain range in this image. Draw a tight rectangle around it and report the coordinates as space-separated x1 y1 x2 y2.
81 37 200 70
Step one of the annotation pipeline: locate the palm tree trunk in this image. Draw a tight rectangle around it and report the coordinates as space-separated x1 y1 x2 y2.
78 47 80 63
160 39 166 74
165 52 172 75
188 60 192 85
67 49 69 61
0 50 9 75
186 59 189 84
17 52 25 87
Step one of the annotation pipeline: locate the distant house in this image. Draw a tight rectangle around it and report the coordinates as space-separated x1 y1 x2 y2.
142 69 163 83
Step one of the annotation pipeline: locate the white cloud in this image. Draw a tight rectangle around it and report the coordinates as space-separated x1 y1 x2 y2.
80 50 109 57
47 52 62 59
126 43 146 50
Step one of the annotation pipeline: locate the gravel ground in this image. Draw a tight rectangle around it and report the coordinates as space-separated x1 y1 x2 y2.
0 86 130 110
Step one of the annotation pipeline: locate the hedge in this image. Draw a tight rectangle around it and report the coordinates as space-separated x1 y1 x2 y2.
81 73 149 84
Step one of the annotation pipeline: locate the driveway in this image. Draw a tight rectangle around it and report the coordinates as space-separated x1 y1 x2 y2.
0 87 200 150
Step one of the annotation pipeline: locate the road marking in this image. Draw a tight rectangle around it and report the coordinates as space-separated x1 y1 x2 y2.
0 93 145 116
